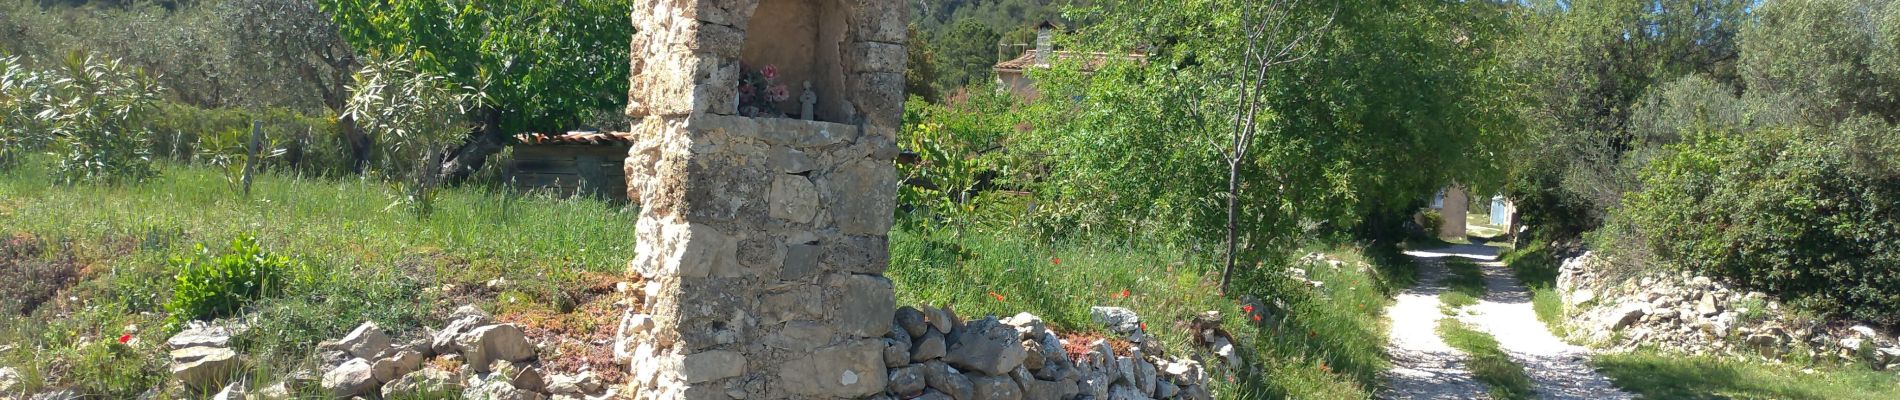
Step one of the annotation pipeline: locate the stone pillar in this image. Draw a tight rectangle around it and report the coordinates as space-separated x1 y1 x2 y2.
1440 185 1468 239
619 1 906 399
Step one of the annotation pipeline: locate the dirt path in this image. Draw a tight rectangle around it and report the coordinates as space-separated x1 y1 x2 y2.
1379 246 1489 399
1463 250 1632 400
1382 243 1632 400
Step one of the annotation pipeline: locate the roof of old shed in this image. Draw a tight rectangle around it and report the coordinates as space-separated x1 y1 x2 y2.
513 131 635 146
993 50 1146 73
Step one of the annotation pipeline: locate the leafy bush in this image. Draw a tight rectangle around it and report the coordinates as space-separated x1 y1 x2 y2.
164 235 294 330
1620 124 1900 327
35 50 165 184
1416 210 1446 237
0 53 49 167
344 55 486 216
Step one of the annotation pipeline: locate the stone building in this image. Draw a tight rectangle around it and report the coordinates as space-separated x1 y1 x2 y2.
618 0 907 399
993 22 1145 99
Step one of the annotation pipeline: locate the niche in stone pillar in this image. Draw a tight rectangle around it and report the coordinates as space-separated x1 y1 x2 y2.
738 0 851 123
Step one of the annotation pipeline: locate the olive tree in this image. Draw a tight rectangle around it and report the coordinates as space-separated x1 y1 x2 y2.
321 0 632 183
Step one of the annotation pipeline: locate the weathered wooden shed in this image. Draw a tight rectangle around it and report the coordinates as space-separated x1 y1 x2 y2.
505 131 630 201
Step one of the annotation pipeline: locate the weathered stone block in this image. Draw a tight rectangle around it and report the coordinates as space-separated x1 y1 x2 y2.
828 274 897 338
776 339 888 397
823 159 897 236
770 175 821 223
682 350 747 384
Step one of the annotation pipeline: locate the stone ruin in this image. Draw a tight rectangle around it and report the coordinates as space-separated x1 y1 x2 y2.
615 2 1224 399
618 0 907 398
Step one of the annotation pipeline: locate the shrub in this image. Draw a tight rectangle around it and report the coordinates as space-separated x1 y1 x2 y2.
1620 124 1900 327
164 235 294 330
36 50 165 184
1416 209 1446 237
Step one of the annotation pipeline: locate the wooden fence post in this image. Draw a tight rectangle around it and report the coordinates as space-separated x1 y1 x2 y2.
242 121 262 197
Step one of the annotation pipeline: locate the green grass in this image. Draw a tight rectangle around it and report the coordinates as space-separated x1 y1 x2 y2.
1595 351 1900 400
1500 242 1567 335
0 156 1422 399
891 226 1417 399
1438 319 1537 400
1439 259 1486 314
0 158 634 396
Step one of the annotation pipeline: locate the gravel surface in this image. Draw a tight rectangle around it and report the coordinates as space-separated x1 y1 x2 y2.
1382 243 1632 400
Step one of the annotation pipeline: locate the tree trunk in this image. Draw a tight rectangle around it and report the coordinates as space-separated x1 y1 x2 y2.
1221 159 1241 294
436 107 508 185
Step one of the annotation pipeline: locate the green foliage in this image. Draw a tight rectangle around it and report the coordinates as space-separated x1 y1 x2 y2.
1619 125 1900 326
164 235 294 330
144 104 349 179
344 56 487 216
1417 210 1446 238
34 50 164 184
898 92 1022 234
1017 0 1523 263
905 24 942 103
1740 0 1900 125
0 53 48 166
321 0 632 134
1503 0 1753 239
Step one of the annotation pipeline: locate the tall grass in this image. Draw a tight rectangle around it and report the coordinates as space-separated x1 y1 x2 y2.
891 227 1415 399
1595 351 1900 400
0 158 633 395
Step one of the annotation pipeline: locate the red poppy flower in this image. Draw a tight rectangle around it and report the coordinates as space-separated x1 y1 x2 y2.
1052 257 1062 265
1242 305 1255 313
118 333 132 344
1140 323 1147 331
1251 314 1262 321
988 291 1006 302
1118 289 1130 298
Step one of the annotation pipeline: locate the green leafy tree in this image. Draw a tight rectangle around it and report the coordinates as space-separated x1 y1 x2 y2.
933 19 1003 93
321 0 632 182
1020 0 1524 280
906 24 943 103
1739 0 1900 125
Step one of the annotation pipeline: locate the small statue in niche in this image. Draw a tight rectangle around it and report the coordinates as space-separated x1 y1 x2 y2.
799 81 817 121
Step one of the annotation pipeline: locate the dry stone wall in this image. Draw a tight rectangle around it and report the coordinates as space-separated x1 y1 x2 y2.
1557 252 1900 371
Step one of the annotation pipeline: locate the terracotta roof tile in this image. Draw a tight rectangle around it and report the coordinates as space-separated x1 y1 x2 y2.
514 131 635 146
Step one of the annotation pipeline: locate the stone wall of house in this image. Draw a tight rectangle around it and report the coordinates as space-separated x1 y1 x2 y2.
618 1 907 399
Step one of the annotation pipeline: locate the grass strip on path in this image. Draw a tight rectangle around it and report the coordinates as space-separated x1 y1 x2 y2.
1431 256 1536 399
1439 259 1487 314
1438 319 1538 400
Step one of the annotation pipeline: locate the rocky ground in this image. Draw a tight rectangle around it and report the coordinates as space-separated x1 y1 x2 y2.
29 292 1242 399
1557 252 1900 371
